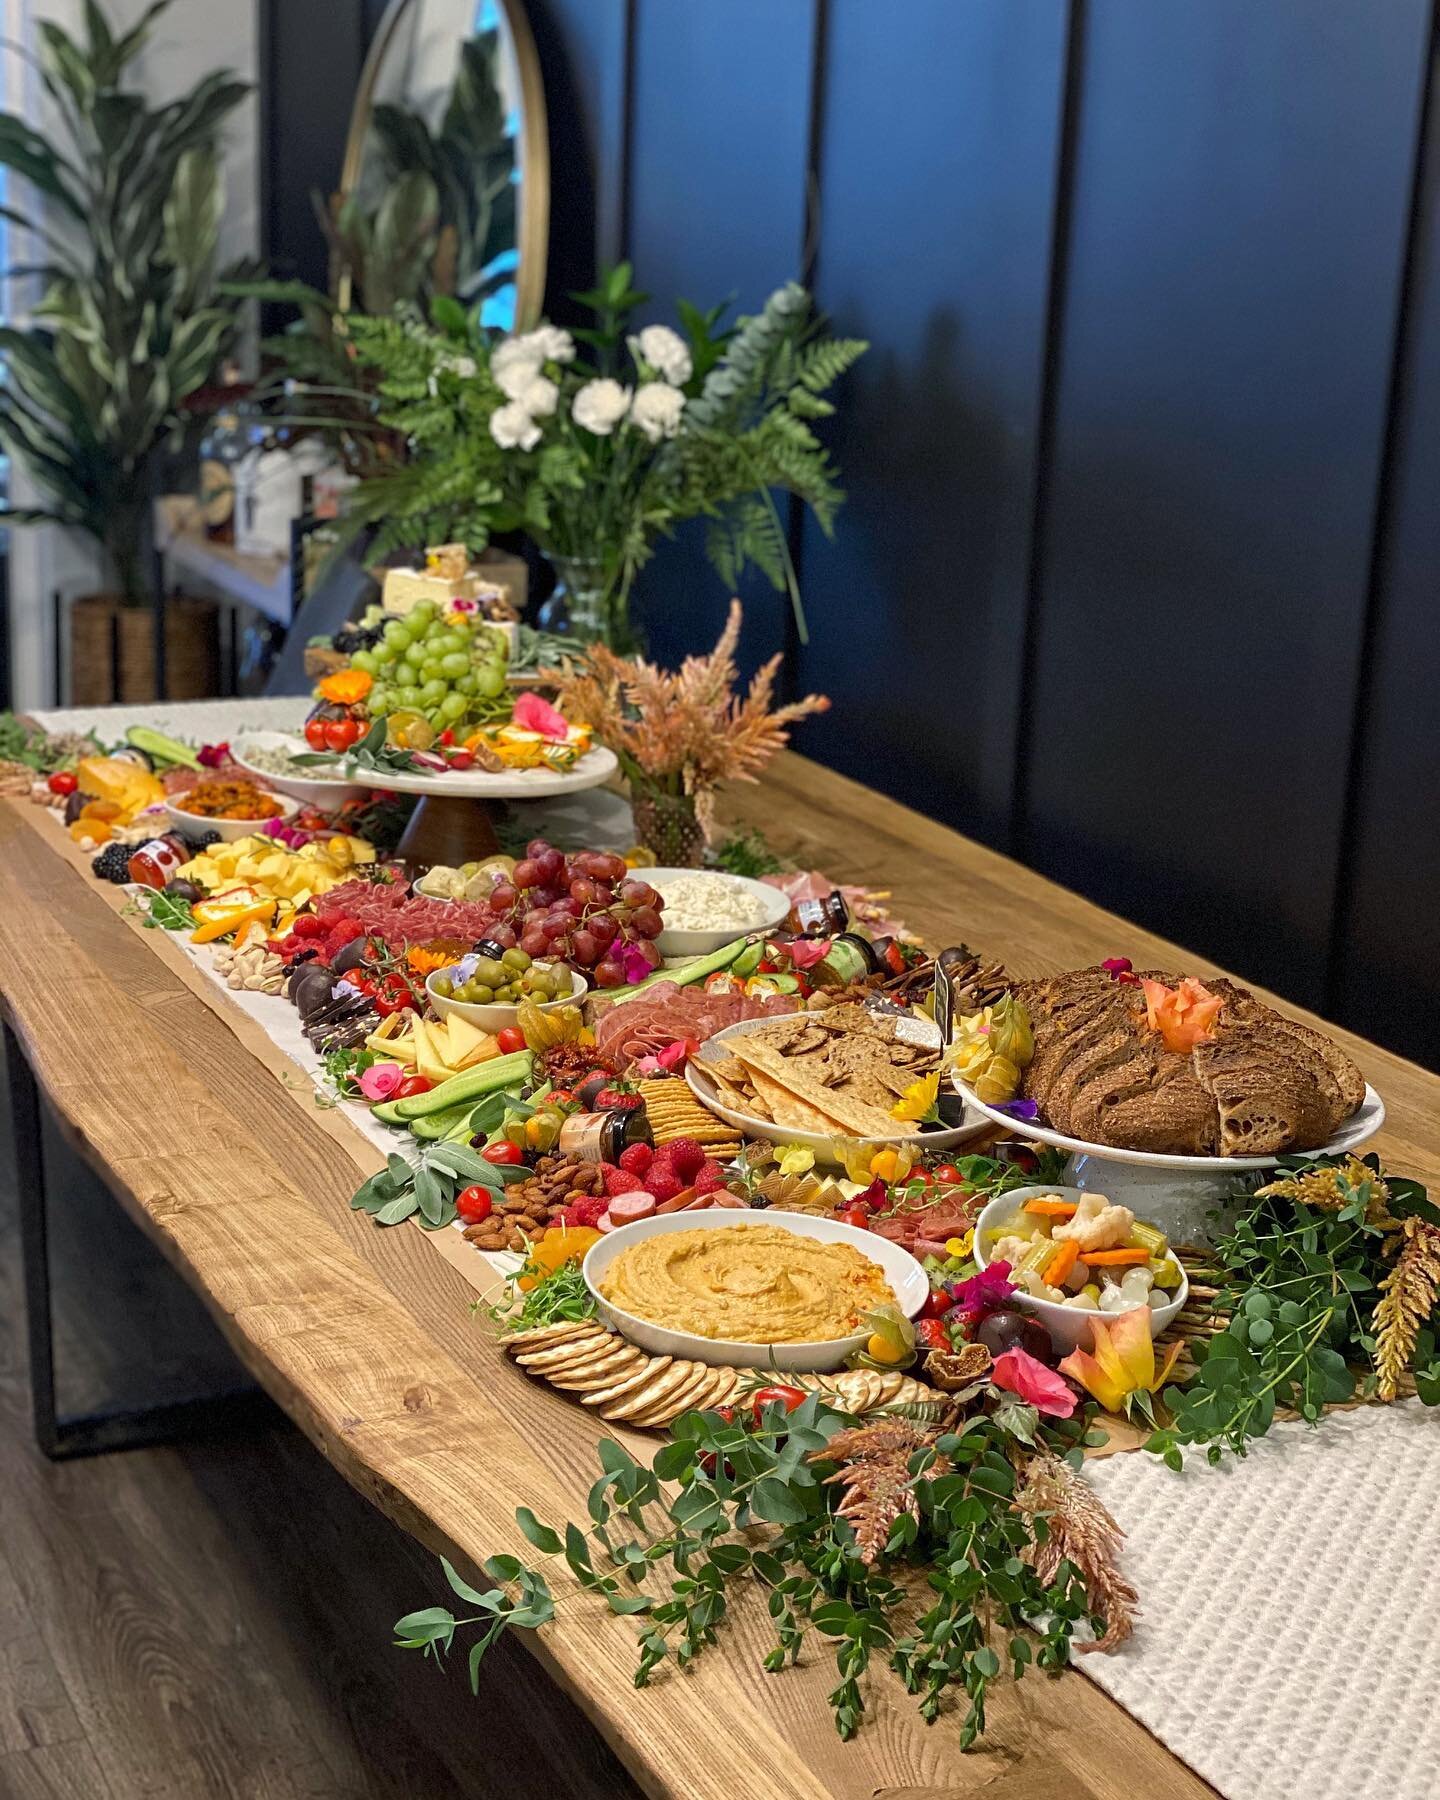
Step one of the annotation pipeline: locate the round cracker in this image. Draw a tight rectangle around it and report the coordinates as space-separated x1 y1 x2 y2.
549 1349 648 1392
600 1360 701 1421
581 1355 673 1409
514 1331 615 1371
629 1362 716 1428
502 1321 599 1353
872 1371 906 1404
829 1370 883 1413
532 1340 637 1382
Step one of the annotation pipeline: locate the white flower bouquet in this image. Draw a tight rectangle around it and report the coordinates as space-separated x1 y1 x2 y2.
335 266 867 649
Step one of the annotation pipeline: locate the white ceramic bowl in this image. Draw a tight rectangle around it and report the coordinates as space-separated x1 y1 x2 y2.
230 731 370 807
165 791 300 844
426 962 588 1033
972 1184 1189 1354
627 866 792 957
582 1207 930 1371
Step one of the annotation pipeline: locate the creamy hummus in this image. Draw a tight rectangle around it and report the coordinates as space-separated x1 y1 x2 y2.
600 1224 894 1343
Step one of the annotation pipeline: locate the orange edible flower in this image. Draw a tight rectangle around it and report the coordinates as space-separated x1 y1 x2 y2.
1140 976 1223 1053
318 669 373 705
1058 1305 1185 1416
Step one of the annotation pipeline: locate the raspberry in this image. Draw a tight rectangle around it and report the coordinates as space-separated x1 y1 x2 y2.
603 1165 645 1197
693 1160 727 1196
326 919 364 953
664 1138 706 1182
560 1194 609 1228
618 1142 654 1176
643 1168 683 1204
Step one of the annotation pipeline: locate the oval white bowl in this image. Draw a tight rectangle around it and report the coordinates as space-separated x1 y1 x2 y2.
972 1184 1189 1354
231 731 370 807
165 791 300 844
626 866 792 957
582 1207 929 1372
427 963 587 1033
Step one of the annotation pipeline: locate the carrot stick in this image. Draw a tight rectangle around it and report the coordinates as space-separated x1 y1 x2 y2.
1081 1246 1151 1266
1045 1239 1080 1286
1023 1197 1079 1218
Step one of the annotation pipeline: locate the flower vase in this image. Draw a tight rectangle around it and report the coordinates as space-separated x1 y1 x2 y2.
630 789 706 867
536 555 640 651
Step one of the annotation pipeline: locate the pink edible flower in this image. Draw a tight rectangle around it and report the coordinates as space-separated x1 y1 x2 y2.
947 1260 1016 1323
511 691 570 741
656 1038 697 1072
632 1054 664 1077
619 941 653 985
197 741 230 768
1102 956 1139 985
359 1062 404 1101
786 937 829 971
990 1347 1078 1418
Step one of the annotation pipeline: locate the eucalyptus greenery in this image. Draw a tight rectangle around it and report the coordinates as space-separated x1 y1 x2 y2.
396 1394 1108 1750
1147 1155 1440 1470
0 0 255 601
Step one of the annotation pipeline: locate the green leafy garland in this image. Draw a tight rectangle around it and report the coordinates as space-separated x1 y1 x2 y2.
396 1393 1114 1749
1148 1154 1440 1469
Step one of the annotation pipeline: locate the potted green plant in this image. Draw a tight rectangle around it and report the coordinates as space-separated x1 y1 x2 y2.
0 0 254 700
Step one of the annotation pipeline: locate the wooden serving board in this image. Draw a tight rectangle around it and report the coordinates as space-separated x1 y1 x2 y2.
5 749 1438 1799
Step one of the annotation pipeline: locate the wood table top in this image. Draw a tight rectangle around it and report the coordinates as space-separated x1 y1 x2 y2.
2 750 1433 1800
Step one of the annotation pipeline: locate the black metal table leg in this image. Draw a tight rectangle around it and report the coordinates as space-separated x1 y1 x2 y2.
5 1021 274 1461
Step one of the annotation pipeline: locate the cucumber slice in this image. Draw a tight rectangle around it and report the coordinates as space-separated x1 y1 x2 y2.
410 1103 475 1141
605 938 749 1001
391 1050 534 1120
125 725 202 771
369 1100 406 1126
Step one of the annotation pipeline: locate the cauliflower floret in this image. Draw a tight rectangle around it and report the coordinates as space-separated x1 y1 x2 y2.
1014 1269 1064 1303
989 1234 1031 1268
1052 1192 1135 1253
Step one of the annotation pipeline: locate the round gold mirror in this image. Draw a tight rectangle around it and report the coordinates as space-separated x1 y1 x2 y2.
334 0 548 327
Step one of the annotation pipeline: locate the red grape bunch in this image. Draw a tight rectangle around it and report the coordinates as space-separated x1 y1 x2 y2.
474 839 664 988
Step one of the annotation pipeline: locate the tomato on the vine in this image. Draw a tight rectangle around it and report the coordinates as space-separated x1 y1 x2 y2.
323 717 362 753
455 1185 492 1224
303 718 329 751
749 1386 807 1428
482 1139 525 1165
838 1205 873 1231
496 1026 527 1056
932 1163 966 1188
395 1075 433 1099
374 972 419 1016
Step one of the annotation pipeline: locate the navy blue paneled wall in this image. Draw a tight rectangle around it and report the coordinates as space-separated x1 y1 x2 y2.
524 0 1440 1068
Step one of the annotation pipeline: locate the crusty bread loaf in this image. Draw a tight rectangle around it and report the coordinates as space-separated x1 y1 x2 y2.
1012 967 1365 1157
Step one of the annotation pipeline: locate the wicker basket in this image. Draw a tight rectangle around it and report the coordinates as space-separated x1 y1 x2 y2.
70 594 220 704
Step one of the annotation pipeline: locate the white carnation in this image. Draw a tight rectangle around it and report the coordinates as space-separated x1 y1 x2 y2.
490 336 543 399
519 324 576 364
572 377 632 436
516 374 558 418
438 353 477 379
489 400 542 451
629 381 686 443
630 323 692 386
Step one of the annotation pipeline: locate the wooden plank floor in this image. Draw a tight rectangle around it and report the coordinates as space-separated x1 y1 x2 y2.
0 1053 643 1800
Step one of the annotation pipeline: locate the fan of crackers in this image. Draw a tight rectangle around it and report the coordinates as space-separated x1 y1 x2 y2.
635 1076 743 1157
503 1320 935 1430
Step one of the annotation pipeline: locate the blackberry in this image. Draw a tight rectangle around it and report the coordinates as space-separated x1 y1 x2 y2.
92 842 134 883
195 829 222 849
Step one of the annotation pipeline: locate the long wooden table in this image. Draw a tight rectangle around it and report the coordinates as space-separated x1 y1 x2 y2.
3 750 1436 1800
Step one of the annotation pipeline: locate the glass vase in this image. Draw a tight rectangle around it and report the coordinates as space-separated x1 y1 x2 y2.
630 789 706 867
536 554 640 651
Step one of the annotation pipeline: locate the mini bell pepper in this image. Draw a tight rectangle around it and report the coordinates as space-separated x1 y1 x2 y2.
190 895 279 944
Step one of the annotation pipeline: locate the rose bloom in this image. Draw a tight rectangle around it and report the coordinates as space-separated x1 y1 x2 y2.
631 322 692 385
629 381 686 442
489 400 542 451
572 377 632 436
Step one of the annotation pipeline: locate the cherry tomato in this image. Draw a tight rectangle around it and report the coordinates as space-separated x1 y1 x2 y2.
916 1318 951 1352
455 1184 493 1224
374 972 419 1016
698 1405 738 1478
496 1026 527 1056
932 1163 965 1188
908 1166 934 1186
47 771 78 796
396 1075 433 1099
447 749 474 771
303 718 329 751
839 1205 873 1231
437 728 455 746
323 717 361 753
482 1139 525 1165
920 1288 952 1320
750 1386 807 1428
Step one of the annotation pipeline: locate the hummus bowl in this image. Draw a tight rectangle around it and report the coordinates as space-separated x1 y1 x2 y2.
582 1209 929 1372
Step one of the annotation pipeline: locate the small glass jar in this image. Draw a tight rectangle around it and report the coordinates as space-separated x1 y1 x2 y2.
127 834 189 890
559 1108 655 1164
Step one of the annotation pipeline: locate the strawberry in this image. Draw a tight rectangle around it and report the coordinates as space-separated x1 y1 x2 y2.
618 1142 654 1176
603 1165 645 1197
595 1084 644 1113
693 1160 727 1196
559 1193 610 1228
664 1138 706 1182
643 1167 683 1204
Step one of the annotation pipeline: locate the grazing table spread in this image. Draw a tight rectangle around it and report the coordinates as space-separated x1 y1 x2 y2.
4 701 1440 1800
